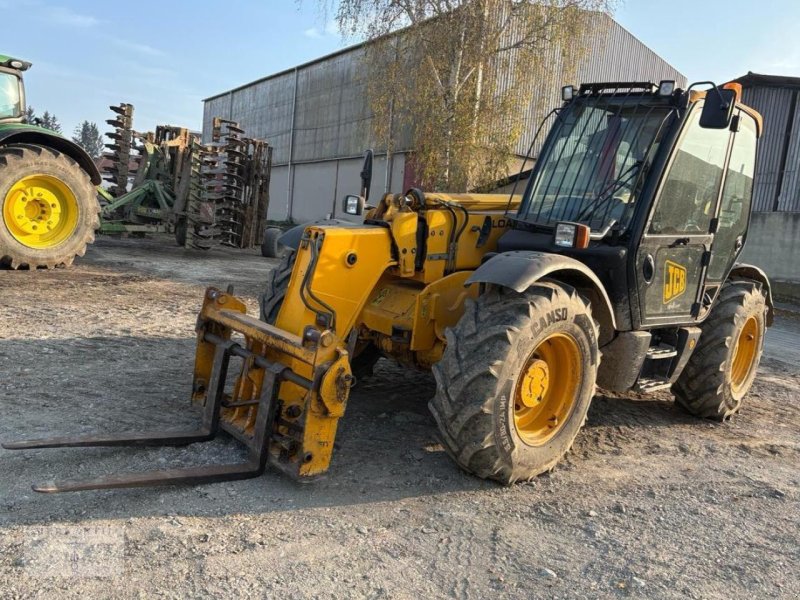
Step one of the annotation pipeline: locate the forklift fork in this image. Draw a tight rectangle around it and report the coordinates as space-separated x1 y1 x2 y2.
3 335 293 493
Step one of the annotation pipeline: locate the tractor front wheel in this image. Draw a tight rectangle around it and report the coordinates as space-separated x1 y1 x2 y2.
673 281 767 420
430 282 599 484
0 144 98 269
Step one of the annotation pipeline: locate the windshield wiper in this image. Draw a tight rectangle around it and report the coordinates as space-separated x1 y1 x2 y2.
575 160 642 223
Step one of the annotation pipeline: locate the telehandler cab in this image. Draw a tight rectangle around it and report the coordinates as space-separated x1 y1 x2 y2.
6 80 773 492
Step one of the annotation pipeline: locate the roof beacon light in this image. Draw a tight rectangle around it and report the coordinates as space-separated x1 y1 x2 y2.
561 85 575 102
722 82 743 102
658 80 675 97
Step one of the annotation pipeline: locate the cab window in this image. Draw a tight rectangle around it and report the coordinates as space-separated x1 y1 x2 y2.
707 112 757 280
0 72 21 119
649 106 731 235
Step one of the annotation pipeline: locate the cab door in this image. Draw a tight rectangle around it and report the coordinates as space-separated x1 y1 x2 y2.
635 105 733 326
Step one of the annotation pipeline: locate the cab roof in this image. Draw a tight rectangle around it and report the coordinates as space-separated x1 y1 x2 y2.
0 55 32 71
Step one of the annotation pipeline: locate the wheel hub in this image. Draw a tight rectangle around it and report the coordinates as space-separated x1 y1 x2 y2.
731 315 760 394
520 359 550 407
2 174 79 249
513 333 581 446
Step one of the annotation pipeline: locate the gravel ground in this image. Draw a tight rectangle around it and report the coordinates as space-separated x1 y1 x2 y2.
0 235 798 599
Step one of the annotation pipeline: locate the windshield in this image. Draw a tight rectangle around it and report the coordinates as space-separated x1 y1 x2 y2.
518 96 673 233
0 71 21 119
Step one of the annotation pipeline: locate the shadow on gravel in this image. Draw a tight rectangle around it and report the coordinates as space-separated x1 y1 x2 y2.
585 392 697 429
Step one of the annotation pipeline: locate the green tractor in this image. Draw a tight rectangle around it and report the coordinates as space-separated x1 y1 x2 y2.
0 55 100 269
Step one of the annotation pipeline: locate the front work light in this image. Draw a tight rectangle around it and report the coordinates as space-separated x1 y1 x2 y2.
562 85 575 102
554 222 590 249
2 57 31 71
658 80 675 96
343 194 364 216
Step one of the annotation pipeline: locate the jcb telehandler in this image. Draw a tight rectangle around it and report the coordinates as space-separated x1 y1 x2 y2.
0 55 101 268
6 80 773 492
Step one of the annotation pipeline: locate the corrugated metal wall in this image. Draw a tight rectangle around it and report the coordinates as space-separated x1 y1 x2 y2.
515 14 686 157
202 12 686 220
204 14 685 164
741 85 800 212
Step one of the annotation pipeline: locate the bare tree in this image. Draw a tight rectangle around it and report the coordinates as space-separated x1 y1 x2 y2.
328 0 614 191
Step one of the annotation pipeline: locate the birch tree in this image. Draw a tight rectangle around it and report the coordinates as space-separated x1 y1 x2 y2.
329 0 614 191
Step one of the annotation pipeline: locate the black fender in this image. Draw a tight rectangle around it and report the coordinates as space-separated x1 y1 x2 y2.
728 263 774 326
0 127 101 184
467 251 618 345
278 218 375 250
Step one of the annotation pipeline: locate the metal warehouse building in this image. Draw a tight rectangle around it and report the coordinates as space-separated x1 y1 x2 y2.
203 13 685 223
736 72 800 291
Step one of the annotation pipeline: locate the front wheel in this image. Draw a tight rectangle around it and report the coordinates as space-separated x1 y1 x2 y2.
0 144 99 268
430 282 599 484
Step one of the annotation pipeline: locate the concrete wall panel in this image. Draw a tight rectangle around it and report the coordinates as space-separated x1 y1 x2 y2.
740 212 800 282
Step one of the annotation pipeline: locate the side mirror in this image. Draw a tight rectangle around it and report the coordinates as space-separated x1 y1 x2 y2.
342 194 365 216
700 88 736 129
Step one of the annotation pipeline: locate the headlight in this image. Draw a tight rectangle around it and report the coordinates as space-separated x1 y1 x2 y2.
554 223 577 247
554 222 590 249
561 85 575 102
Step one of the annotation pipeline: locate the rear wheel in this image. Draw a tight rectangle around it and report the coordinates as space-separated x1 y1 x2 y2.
0 144 98 269
674 282 767 420
261 226 283 258
430 282 599 484
259 247 296 323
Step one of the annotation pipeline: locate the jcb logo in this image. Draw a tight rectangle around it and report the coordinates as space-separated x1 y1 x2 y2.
663 260 687 303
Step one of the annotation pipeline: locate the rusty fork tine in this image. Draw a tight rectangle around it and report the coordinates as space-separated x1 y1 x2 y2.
8 341 283 494
2 343 231 453
2 430 213 450
31 461 265 494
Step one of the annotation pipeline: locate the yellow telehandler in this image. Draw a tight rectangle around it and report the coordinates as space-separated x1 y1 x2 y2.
6 80 774 492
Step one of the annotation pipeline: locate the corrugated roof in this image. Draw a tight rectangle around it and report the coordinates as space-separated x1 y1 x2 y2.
205 12 686 103
734 72 800 89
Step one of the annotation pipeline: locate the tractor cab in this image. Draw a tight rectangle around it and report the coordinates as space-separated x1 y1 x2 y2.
497 80 765 332
0 55 29 124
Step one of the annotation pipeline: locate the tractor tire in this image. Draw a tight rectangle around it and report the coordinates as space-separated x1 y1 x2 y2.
261 226 284 258
259 247 380 379
673 281 767 421
429 282 599 484
0 144 99 269
260 247 296 323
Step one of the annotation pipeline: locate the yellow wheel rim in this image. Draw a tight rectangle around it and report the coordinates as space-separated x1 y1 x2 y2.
514 332 582 446
731 316 760 394
2 174 79 249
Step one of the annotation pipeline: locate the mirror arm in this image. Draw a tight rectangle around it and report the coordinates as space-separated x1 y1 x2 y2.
687 81 730 109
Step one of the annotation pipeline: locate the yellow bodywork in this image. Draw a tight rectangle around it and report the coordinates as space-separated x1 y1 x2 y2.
191 191 520 478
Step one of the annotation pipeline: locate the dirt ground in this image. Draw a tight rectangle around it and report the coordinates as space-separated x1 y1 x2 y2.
0 235 798 599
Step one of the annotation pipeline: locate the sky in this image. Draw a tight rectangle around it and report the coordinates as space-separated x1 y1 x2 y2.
2 0 799 141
